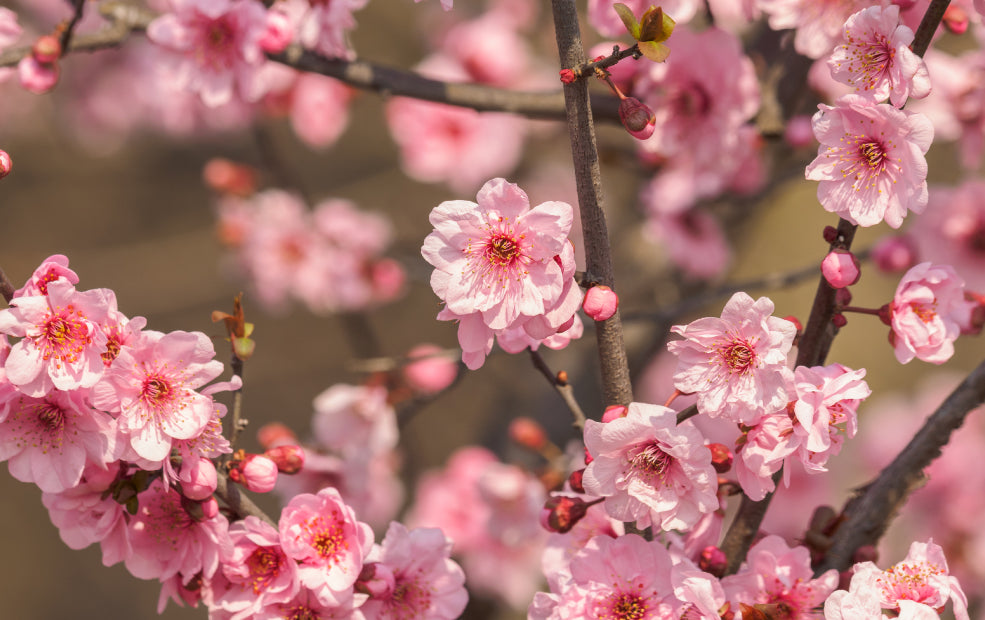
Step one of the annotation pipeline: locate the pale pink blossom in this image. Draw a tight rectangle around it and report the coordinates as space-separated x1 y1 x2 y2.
312 384 397 459
296 0 367 59
90 329 225 463
911 180 985 290
667 292 796 424
359 522 468 619
0 279 111 397
582 402 719 531
645 208 732 280
759 0 870 59
12 254 78 298
437 10 535 88
733 411 797 501
539 501 624 593
828 5 931 108
287 72 352 149
587 0 701 37
177 456 217 500
806 94 933 229
0 389 116 492
254 587 360 620
722 535 839 619
403 344 459 394
147 0 270 107
888 262 975 364
791 364 870 455
0 8 21 50
278 486 374 606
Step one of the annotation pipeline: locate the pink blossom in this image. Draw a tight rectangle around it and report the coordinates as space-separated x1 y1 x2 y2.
806 94 933 229
828 5 931 108
278 486 374 606
0 279 111 397
311 383 397 459
125 479 232 583
91 329 225 463
0 8 21 50
582 402 718 531
12 254 78 298
254 587 359 620
722 535 839 619
911 180 985 290
147 0 270 107
295 0 367 59
668 292 796 424
436 10 536 89
587 0 701 37
359 522 468 619
403 344 459 394
582 286 619 322
822 250 861 288
888 262 975 364
287 72 352 149
0 389 116 492
759 0 870 59
645 208 732 280
733 412 797 501
791 364 870 456
872 234 919 273
260 5 293 53
229 454 278 493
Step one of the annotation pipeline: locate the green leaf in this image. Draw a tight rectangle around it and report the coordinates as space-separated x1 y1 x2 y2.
638 7 675 43
613 3 641 40
639 40 671 63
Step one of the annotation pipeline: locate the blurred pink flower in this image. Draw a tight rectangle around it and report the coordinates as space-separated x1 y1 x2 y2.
759 0 870 59
889 262 975 364
911 180 985 290
295 0 367 59
806 94 933 228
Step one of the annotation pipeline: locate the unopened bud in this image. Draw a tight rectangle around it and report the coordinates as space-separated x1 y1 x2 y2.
509 417 547 450
583 285 619 321
200 497 220 520
959 292 985 335
822 225 839 244
943 5 969 34
264 445 305 474
540 495 592 533
260 7 293 53
203 158 258 197
831 313 847 328
178 457 218 501
707 443 733 474
568 468 585 494
228 454 279 493
32 35 61 64
618 97 656 140
821 249 860 289
403 344 457 394
257 422 298 450
698 545 727 577
878 302 893 326
0 149 10 180
835 288 853 307
18 55 59 94
601 404 628 423
871 235 917 273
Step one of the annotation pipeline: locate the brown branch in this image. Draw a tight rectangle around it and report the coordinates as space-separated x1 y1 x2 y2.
551 0 633 408
911 0 951 57
0 268 14 305
59 0 88 54
529 349 587 430
816 358 985 574
214 470 276 526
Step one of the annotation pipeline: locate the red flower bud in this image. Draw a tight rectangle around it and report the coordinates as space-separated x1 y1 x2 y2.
264 445 305 474
509 417 547 450
540 496 592 533
698 545 727 577
559 68 576 84
822 225 839 244
707 443 733 474
0 149 10 180
618 96 656 140
831 313 847 328
568 468 585 494
228 454 279 493
32 35 62 64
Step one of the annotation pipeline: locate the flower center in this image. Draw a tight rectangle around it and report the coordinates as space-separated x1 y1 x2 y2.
34 400 66 432
910 302 937 323
599 592 649 620
859 141 887 169
718 338 757 374
487 234 520 265
629 442 673 486
877 561 945 606
464 216 531 287
246 547 283 594
141 376 174 407
41 308 91 364
284 606 319 620
843 36 894 88
302 516 346 564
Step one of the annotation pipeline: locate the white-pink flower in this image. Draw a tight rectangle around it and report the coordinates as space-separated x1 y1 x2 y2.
791 363 870 455
805 94 933 229
667 292 796 425
827 5 931 108
0 279 111 397
147 0 270 107
888 262 975 364
582 402 718 531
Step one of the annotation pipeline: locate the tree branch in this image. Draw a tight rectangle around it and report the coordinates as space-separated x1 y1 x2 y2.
529 349 588 430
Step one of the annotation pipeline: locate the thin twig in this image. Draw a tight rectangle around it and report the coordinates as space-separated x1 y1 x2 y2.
227 355 246 454
0 268 14 304
59 0 88 54
529 349 587 430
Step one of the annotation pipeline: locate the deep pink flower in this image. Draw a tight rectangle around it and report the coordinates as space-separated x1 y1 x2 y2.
582 402 718 531
12 254 78 299
888 262 975 364
828 5 931 108
821 250 861 288
359 522 468 619
667 292 796 424
0 279 111 397
805 94 933 229
91 329 225 463
278 486 374 606
147 0 269 107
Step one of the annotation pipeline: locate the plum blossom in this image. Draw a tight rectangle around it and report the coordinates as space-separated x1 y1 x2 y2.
791 363 870 455
759 0 870 59
827 5 931 108
12 254 78 298
293 0 367 59
805 94 933 229
0 279 111 397
582 402 719 531
888 263 976 364
911 180 985 290
147 0 270 107
667 292 796 424
358 522 468 619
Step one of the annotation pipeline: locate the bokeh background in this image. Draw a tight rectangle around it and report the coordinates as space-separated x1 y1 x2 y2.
1 1 983 619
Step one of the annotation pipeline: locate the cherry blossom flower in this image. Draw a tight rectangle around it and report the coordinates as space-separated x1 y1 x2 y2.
0 388 117 492
0 279 111 397
12 254 78 298
645 208 732 280
722 535 839 619
805 94 933 229
582 402 718 531
828 5 931 108
358 522 468 619
147 0 270 107
312 384 397 460
911 180 985 290
90 329 225 463
888 262 976 364
278 486 374 606
287 72 352 149
791 363 870 455
667 292 796 424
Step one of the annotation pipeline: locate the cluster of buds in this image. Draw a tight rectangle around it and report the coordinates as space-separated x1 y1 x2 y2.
19 34 61 94
226 443 305 494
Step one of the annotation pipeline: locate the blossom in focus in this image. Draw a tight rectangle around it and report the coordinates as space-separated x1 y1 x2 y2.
888 262 976 364
667 292 796 424
805 94 933 229
147 0 270 107
827 5 931 108
11 254 78 299
821 249 861 288
791 363 870 457
582 402 718 531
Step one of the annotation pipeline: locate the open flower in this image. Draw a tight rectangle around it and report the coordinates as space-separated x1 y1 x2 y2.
805 94 933 229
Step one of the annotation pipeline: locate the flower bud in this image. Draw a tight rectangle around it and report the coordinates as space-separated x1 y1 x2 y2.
959 292 985 335
698 545 727 577
831 313 847 328
18 55 59 94
32 35 62 64
200 496 220 520
540 495 592 533
834 288 852 307
509 417 547 450
228 454 279 493
567 468 585 494
559 68 576 84
403 344 457 394
582 285 619 321
707 443 733 474
178 457 218 501
943 5 969 34
203 158 258 197
264 444 305 474
822 225 839 244
257 422 298 450
260 7 293 53
0 149 10 180
618 97 656 140
871 235 918 273
601 404 628 422
821 250 860 288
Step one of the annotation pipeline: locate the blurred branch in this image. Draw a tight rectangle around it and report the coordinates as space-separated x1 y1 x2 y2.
59 0 88 53
529 349 587 430
816 357 985 575
552 0 633 408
